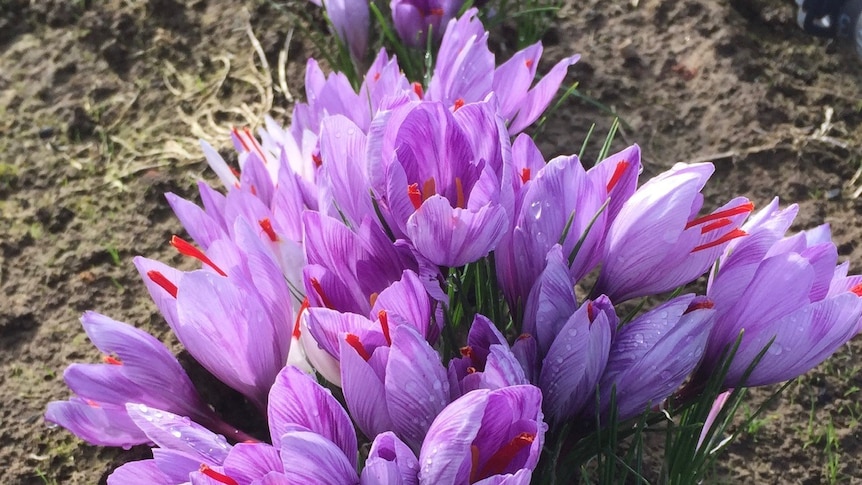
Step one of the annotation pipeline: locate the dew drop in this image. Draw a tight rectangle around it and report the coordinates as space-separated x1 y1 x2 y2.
170 429 182 439
137 404 149 413
567 328 577 337
529 201 542 219
633 333 644 344
767 343 782 355
347 127 356 136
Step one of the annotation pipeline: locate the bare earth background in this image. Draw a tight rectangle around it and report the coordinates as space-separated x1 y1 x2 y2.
1 0 861 483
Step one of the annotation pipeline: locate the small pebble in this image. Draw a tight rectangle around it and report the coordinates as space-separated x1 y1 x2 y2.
38 127 55 139
825 188 841 200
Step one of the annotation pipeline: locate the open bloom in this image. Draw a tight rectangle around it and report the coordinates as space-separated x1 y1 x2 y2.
697 199 862 388
593 162 754 302
44 312 248 448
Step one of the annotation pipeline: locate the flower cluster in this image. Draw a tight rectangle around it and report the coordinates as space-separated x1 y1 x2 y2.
46 9 862 483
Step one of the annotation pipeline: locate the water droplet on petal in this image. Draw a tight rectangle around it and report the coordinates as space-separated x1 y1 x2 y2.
633 333 644 344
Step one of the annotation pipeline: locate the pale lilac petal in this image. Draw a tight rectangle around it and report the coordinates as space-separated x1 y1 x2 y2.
166 192 227 248
45 399 146 447
267 366 357 465
107 460 170 485
506 55 579 135
361 432 420 485
340 338 393 441
385 325 450 451
407 196 508 267
279 428 360 484
125 403 232 464
224 443 284 483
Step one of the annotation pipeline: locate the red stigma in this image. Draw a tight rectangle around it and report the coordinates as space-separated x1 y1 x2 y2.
102 355 123 365
373 71 381 81
147 270 178 298
408 183 423 210
525 59 534 68
378 310 392 346
293 297 310 339
606 161 629 192
587 302 595 322
310 277 335 309
259 218 278 242
230 166 240 178
460 345 474 360
453 98 465 111
684 299 715 314
85 399 100 408
517 333 532 341
851 283 862 297
474 432 536 482
346 333 372 361
312 152 323 167
242 126 268 164
232 127 250 152
429 7 444 15
691 228 747 253
700 218 733 234
520 168 531 184
466 366 477 374
685 202 755 230
412 82 424 99
171 236 227 276
199 464 238 485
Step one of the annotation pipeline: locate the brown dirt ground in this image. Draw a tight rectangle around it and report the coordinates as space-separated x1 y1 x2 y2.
1 0 860 483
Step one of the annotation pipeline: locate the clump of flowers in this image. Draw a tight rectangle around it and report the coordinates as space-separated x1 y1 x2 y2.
46 9 862 484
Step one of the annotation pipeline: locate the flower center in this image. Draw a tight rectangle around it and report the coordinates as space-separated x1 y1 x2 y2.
471 432 536 482
199 464 238 485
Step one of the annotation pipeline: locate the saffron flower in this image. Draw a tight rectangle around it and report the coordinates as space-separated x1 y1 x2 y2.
698 199 862 388
418 385 546 483
391 0 463 47
593 162 754 302
45 312 248 447
309 0 369 62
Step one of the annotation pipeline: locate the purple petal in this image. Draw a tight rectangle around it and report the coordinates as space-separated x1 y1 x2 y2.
267 366 358 466
385 325 450 451
406 196 508 267
340 338 393 441
107 460 171 485
166 192 227 249
45 398 146 447
224 442 284 483
361 431 420 485
125 403 232 464
279 428 360 484
506 55 579 135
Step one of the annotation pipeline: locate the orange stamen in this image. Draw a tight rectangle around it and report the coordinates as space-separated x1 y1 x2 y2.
421 177 437 202
378 310 392 346
455 177 465 209
171 236 227 276
460 345 474 360
369 292 379 308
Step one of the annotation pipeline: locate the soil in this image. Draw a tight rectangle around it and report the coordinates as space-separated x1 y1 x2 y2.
1 0 860 483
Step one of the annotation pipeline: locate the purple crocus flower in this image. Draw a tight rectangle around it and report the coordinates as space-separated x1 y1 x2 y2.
591 294 716 422
593 162 754 302
418 385 546 484
45 312 244 447
367 99 513 267
497 146 641 309
696 199 862 388
447 314 528 398
134 220 294 411
391 0 462 47
106 403 235 484
308 0 369 63
538 294 614 424
426 9 577 135
361 432 421 484
339 324 450 452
